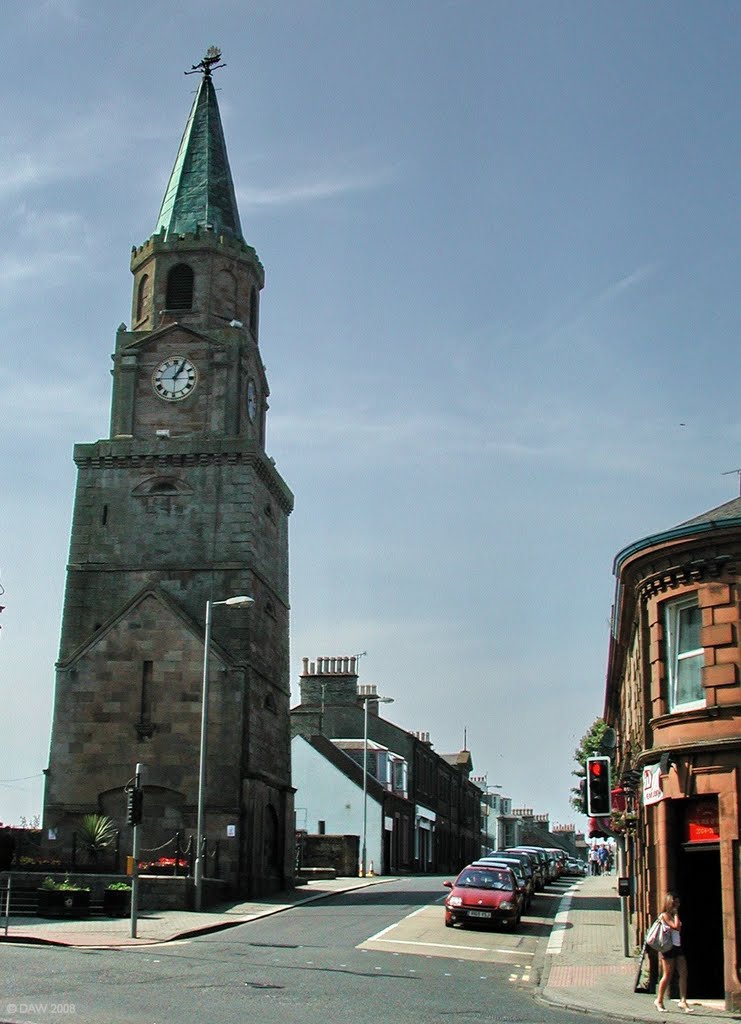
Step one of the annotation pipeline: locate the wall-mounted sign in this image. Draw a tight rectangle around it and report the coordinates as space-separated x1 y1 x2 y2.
642 764 663 806
685 798 720 843
226 824 236 838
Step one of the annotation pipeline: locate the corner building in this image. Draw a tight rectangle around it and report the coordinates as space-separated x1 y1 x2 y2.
44 55 294 897
605 497 741 1007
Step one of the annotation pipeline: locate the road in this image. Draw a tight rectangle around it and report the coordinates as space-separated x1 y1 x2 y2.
0 875 596 1024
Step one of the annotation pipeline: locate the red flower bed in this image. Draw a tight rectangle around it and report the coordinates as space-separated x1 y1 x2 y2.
137 855 188 875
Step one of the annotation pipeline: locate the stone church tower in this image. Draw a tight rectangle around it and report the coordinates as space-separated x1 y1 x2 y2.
44 50 294 896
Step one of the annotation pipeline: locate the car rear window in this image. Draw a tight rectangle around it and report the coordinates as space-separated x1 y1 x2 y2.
457 869 513 891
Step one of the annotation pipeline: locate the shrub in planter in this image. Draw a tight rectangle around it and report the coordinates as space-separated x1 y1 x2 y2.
103 882 132 917
17 856 65 872
37 877 91 918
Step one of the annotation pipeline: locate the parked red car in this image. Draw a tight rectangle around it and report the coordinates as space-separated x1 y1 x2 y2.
443 864 521 931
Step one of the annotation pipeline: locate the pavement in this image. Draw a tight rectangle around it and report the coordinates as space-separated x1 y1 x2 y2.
539 872 736 1022
0 875 384 948
1 871 737 1021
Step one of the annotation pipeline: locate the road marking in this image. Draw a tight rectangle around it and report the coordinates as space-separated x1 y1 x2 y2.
365 904 429 944
546 882 579 956
371 938 534 956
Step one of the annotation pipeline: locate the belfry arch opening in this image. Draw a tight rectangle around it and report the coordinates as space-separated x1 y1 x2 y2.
166 264 194 310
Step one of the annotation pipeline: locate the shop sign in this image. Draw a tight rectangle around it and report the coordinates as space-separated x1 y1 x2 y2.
685 799 720 843
642 764 663 806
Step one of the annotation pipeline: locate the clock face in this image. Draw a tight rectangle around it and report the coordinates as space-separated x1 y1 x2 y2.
247 378 258 423
152 356 197 401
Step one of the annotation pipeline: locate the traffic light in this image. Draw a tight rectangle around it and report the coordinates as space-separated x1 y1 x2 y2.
578 777 587 815
586 756 612 816
126 787 143 826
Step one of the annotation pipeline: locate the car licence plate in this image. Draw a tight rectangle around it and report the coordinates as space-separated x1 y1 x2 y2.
468 910 491 918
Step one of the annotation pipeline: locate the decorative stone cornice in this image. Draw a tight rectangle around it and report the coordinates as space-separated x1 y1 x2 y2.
637 554 737 599
73 439 294 513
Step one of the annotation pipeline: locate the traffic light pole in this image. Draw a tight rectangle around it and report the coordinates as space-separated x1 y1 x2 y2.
617 834 630 956
130 763 142 939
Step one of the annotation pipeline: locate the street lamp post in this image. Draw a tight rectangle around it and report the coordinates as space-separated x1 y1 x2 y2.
194 595 254 911
359 692 394 877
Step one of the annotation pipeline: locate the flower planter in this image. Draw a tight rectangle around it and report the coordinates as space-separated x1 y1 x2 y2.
103 889 131 917
37 888 91 918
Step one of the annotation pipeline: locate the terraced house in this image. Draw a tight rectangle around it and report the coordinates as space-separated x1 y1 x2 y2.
605 496 741 1008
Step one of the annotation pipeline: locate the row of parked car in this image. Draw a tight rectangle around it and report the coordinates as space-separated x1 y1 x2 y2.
443 845 587 932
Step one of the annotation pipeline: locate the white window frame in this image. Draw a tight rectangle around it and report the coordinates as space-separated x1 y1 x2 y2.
665 595 705 712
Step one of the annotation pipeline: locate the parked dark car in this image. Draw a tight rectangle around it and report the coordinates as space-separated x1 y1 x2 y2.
511 846 552 884
443 864 521 931
503 848 543 891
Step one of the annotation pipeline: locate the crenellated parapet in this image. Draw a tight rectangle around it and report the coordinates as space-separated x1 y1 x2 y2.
131 226 264 283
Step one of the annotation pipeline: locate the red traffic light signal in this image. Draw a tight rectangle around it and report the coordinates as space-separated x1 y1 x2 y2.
586 756 612 816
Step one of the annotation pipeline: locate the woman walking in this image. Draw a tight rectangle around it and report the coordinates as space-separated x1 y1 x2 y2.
655 892 693 1013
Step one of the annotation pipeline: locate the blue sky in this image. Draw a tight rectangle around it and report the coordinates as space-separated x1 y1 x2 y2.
0 1 739 829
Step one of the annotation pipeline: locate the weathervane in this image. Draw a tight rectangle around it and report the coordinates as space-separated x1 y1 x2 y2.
185 46 226 78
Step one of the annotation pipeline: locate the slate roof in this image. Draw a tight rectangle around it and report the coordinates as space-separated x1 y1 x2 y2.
155 73 243 241
613 495 741 574
519 823 571 852
676 496 741 529
302 734 386 802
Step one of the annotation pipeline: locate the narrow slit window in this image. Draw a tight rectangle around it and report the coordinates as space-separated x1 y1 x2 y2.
249 285 258 334
140 660 154 725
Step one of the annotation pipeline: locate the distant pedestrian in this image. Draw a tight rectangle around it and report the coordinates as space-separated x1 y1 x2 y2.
655 892 693 1014
589 846 600 876
598 845 608 874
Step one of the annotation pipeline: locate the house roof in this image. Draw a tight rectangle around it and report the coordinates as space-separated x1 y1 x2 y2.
613 495 741 574
519 824 571 852
440 750 473 772
301 734 387 802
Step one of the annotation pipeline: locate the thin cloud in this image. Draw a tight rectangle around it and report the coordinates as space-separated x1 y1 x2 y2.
0 247 81 287
0 107 139 202
538 262 659 352
238 166 398 208
0 156 46 197
594 263 658 304
270 397 709 482
0 208 90 288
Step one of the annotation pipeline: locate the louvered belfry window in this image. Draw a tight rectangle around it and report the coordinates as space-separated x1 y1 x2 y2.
166 264 194 309
136 274 149 321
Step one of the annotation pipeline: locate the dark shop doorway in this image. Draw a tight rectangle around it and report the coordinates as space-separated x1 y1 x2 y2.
677 840 724 999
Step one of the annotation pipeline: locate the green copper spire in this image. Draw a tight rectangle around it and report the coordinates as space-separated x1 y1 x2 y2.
155 51 243 242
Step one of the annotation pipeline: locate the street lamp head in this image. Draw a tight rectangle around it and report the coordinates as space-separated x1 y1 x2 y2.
222 595 255 608
379 697 394 704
